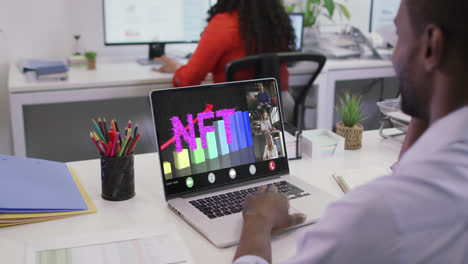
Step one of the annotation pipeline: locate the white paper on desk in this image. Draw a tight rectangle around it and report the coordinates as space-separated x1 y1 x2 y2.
333 167 392 190
25 225 193 264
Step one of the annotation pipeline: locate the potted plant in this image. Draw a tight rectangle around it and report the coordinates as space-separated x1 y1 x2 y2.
84 51 97 70
335 90 366 150
286 0 351 47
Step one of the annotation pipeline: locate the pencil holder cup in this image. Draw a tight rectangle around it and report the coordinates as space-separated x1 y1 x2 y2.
100 154 135 201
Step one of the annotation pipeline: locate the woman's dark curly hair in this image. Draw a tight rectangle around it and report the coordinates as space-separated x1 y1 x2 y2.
207 0 296 54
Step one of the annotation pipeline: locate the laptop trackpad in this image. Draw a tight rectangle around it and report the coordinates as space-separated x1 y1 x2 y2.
289 206 303 216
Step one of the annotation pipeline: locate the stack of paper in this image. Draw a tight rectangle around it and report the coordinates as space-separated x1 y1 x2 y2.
0 155 97 227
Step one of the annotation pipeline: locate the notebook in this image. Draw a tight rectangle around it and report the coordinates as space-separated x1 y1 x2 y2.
333 167 392 193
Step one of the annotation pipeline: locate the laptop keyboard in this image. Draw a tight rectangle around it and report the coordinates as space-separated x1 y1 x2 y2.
189 181 310 219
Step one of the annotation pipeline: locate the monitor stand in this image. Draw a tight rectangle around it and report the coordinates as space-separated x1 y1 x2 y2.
136 43 166 65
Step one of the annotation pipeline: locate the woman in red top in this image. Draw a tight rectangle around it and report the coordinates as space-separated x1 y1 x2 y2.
156 0 295 89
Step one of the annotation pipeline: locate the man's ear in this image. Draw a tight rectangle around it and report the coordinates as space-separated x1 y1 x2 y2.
422 24 445 71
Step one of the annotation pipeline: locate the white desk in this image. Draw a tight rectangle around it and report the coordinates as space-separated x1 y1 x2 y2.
0 129 402 264
8 58 394 158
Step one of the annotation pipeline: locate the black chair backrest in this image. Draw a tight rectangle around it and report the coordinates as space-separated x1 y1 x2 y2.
225 52 327 130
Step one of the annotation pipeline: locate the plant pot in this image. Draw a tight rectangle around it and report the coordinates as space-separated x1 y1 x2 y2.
335 122 363 150
87 58 96 70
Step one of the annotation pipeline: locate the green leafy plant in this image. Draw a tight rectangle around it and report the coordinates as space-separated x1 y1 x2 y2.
84 51 97 59
335 90 367 128
287 0 351 27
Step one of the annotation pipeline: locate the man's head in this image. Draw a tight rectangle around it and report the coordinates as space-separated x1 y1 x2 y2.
259 83 264 93
393 0 468 121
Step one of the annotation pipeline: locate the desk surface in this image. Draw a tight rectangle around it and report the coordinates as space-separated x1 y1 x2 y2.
8 57 393 93
0 129 402 264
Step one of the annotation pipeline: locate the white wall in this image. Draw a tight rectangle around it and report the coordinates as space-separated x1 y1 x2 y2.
0 0 372 156
0 0 75 155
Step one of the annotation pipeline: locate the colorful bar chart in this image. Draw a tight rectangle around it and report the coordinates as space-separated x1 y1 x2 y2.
214 120 231 169
204 131 220 171
164 110 257 178
163 161 173 180
243 111 256 163
190 138 207 174
172 149 191 177
228 114 241 167
235 111 249 165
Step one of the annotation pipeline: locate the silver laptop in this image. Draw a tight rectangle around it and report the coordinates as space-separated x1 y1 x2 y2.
150 78 337 248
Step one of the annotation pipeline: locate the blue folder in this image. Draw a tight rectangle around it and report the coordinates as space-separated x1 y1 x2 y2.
21 59 69 75
0 155 88 213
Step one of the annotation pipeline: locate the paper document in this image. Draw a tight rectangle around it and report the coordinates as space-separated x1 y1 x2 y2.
26 227 193 264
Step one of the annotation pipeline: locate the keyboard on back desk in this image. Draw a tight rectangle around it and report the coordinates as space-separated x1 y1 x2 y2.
189 181 310 219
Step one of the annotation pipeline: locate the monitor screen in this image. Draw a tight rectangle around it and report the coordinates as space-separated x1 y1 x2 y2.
150 79 289 198
289 13 304 51
103 0 211 45
369 0 400 32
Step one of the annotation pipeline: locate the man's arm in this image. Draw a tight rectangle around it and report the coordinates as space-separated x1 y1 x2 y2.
233 182 399 264
399 118 428 160
233 185 306 263
234 215 272 262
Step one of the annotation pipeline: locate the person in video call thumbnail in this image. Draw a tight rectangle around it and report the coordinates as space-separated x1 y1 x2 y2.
263 133 278 160
256 83 272 109
260 110 277 134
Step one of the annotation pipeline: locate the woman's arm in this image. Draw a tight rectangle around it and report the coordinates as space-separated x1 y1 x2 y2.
170 15 231 87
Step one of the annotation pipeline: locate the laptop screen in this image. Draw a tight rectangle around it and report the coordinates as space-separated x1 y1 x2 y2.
150 78 289 198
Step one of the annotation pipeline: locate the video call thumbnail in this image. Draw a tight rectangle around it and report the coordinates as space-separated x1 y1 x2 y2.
153 81 285 185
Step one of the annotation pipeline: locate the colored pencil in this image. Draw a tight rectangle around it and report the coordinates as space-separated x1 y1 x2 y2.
338 176 350 192
133 123 139 137
122 135 132 156
98 117 105 138
92 131 100 141
111 132 119 157
92 118 107 144
90 132 104 155
126 132 141 155
118 135 130 157
103 118 109 142
106 140 113 157
126 120 132 136
114 120 122 143
97 140 107 155
108 130 116 146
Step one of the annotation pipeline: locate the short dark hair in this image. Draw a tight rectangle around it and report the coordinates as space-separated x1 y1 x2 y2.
407 0 468 57
207 0 296 55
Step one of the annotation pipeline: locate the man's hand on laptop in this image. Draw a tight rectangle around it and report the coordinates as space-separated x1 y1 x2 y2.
243 185 306 234
234 185 307 263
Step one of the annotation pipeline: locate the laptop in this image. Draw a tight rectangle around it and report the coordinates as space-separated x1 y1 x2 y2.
149 78 337 248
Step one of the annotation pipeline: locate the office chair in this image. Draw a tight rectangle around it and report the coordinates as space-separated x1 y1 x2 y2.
225 52 327 131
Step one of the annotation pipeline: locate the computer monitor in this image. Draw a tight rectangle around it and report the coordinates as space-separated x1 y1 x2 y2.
289 13 304 51
102 0 211 64
369 0 400 32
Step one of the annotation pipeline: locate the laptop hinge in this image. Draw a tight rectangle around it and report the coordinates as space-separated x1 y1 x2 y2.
169 174 285 200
